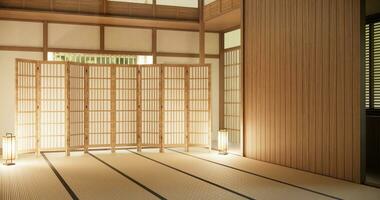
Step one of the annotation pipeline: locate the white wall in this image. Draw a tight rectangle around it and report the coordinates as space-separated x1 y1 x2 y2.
205 32 219 55
48 23 100 49
0 51 43 146
157 30 199 53
224 29 241 49
0 20 43 47
105 27 152 52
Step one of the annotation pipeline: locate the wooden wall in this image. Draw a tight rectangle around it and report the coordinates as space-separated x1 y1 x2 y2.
243 0 362 182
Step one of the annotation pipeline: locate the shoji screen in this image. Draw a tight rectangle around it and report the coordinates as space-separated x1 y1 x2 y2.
16 59 38 153
224 48 241 146
140 65 161 147
88 65 111 147
39 62 66 151
164 65 185 146
116 65 137 146
69 63 86 150
188 65 211 147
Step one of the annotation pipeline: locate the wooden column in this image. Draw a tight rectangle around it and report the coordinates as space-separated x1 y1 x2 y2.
43 21 48 61
35 62 41 156
100 25 105 51
208 64 212 151
137 66 142 151
65 63 70 156
84 65 89 153
184 66 190 152
239 0 244 156
153 0 157 17
159 65 164 152
199 0 205 64
219 32 224 129
111 65 116 152
152 28 157 64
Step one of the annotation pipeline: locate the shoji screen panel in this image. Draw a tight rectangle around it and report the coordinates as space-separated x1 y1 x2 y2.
224 48 241 145
16 59 38 153
116 65 137 146
163 65 185 146
88 65 111 147
188 64 211 147
69 63 86 149
39 62 66 151
140 65 160 147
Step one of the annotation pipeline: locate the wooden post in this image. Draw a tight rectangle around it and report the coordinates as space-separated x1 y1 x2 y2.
152 28 157 64
100 25 105 51
84 64 89 153
153 0 157 17
137 65 142 152
159 65 164 152
199 0 205 64
240 0 244 157
15 60 19 154
43 22 48 61
184 65 190 152
35 61 41 156
219 32 225 129
65 63 71 156
208 64 212 151
111 65 116 152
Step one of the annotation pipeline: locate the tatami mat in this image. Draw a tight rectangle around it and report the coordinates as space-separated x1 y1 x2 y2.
2 148 380 200
168 148 380 200
133 149 337 200
45 152 158 200
91 151 247 200
0 154 71 200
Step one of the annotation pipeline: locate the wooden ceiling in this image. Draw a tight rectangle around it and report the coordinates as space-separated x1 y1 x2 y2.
0 0 241 31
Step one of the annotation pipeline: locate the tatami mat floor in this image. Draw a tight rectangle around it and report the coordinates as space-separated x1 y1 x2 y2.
1 148 380 200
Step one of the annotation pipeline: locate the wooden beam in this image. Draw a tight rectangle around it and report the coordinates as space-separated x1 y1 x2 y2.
0 46 43 52
199 0 205 64
157 52 219 58
240 0 244 157
0 9 200 31
47 48 152 55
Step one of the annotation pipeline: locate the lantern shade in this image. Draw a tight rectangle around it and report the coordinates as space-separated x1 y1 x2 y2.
218 130 228 155
2 133 16 165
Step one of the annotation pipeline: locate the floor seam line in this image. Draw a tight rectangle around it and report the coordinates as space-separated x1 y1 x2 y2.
127 149 255 200
87 152 166 200
167 148 342 200
41 152 79 200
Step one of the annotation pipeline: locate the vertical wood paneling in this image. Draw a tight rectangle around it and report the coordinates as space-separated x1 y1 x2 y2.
244 0 362 182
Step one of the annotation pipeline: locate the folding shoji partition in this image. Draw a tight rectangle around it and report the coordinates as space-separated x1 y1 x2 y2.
139 65 161 149
39 62 67 151
188 65 211 149
16 60 211 154
88 65 112 148
16 59 38 154
69 63 86 152
224 48 241 145
115 65 137 148
163 65 186 147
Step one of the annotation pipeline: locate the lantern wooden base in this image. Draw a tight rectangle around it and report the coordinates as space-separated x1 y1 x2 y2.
3 162 15 166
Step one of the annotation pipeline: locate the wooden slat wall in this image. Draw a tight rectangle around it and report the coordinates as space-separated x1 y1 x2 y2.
243 0 361 182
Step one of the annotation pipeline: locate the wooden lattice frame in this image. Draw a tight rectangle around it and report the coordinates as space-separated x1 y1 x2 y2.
16 59 211 154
